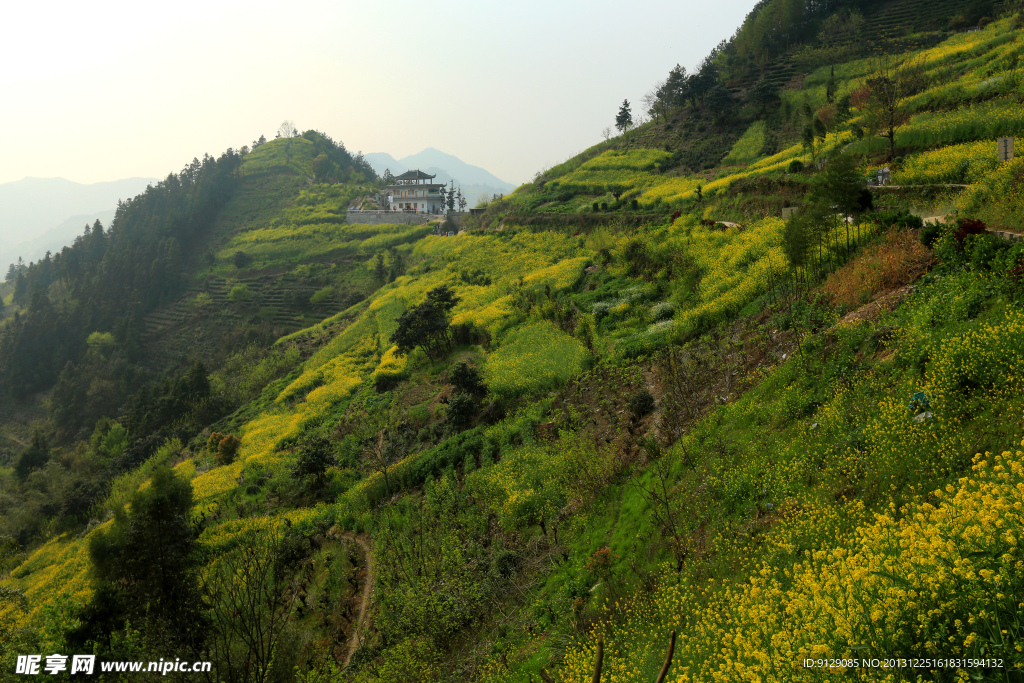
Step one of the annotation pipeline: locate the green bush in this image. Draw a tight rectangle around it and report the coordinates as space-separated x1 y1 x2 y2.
920 224 942 248
628 389 656 419
228 284 251 302
591 301 613 320
310 286 334 305
445 393 477 432
869 210 923 230
651 302 675 321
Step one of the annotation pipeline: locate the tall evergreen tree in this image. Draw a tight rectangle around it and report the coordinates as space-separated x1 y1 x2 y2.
14 429 49 480
615 99 633 133
81 464 205 652
656 64 689 109
749 77 779 116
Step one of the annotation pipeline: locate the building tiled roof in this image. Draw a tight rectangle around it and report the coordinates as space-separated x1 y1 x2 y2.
393 169 435 180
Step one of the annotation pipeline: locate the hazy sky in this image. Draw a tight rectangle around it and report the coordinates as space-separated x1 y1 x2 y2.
2 0 757 188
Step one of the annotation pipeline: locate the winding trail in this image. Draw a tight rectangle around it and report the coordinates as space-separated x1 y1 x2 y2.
337 532 375 670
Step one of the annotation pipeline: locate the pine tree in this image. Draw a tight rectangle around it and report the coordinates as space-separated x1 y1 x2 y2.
81 464 205 652
446 180 457 214
750 77 779 117
657 64 689 109
615 100 633 134
14 429 49 479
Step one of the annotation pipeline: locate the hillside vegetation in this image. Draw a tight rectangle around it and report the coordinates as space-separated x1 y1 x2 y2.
3 4 1024 683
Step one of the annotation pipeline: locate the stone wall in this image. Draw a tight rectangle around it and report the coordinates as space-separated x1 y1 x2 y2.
345 211 437 225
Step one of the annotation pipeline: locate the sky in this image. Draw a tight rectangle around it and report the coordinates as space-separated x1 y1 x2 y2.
1 0 759 188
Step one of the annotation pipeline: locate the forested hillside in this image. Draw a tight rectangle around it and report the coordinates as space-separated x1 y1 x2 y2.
2 1 1024 682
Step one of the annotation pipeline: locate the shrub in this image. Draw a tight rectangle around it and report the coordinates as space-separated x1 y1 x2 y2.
870 210 923 230
492 550 523 580
204 432 219 455
407 405 430 426
966 232 1007 271
228 284 251 302
788 159 805 174
593 202 600 212
601 202 608 211
651 302 675 321
591 301 613 320
575 314 596 350
920 224 942 248
291 436 335 488
310 286 334 305
449 362 486 396
192 292 214 308
458 268 491 286
952 218 987 246
445 393 476 432
628 389 656 420
215 434 241 466
232 251 251 268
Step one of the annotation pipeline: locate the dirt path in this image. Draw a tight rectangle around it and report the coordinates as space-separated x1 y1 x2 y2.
337 531 375 670
834 284 917 327
3 434 28 448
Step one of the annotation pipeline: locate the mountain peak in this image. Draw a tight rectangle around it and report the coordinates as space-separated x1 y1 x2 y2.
364 149 516 198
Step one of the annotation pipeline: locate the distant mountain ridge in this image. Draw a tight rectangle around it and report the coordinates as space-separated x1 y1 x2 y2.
0 176 155 268
0 210 118 272
364 148 517 204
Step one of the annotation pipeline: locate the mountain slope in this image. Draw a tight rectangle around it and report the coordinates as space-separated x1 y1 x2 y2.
3 6 1024 683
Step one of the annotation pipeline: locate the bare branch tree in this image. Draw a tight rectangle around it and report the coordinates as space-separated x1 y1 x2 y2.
854 56 926 160
630 440 690 572
642 81 666 123
365 420 412 498
202 527 308 683
278 120 298 139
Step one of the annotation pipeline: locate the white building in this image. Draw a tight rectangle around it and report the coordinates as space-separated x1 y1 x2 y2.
386 170 445 213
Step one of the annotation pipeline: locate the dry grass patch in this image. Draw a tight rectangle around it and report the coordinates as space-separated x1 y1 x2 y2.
823 229 934 308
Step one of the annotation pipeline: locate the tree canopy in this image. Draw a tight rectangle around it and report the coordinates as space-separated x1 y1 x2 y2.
390 285 461 359
79 464 204 652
